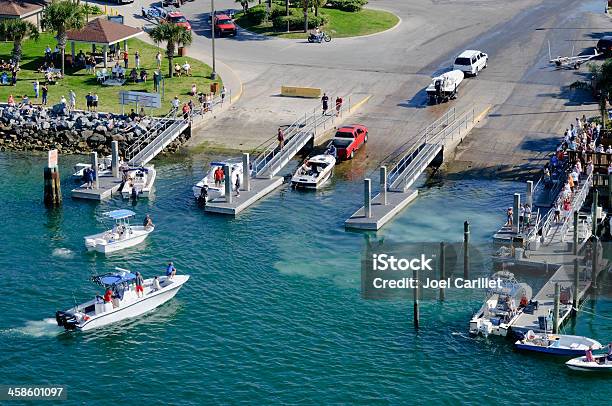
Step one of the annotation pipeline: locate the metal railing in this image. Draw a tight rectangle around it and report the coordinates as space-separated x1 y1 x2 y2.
125 109 184 162
251 96 355 177
560 172 592 242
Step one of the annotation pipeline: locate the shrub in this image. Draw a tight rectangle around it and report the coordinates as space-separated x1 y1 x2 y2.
327 0 367 12
272 14 327 31
244 4 268 24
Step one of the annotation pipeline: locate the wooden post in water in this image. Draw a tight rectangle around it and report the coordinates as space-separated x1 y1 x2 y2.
592 189 599 237
111 141 120 179
413 266 419 330
526 180 533 208
380 166 387 206
592 235 599 289
553 283 560 334
224 164 232 204
242 153 250 192
573 258 579 316
43 166 62 206
439 242 445 302
573 211 579 256
512 193 520 234
364 178 372 218
90 152 99 189
463 221 470 279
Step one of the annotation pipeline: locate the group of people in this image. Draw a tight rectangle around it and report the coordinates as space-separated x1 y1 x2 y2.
211 166 241 197
321 93 344 116
171 85 227 119
0 59 20 86
561 115 603 155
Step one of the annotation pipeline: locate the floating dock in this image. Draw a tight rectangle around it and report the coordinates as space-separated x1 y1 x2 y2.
205 177 284 215
344 190 418 230
71 173 123 201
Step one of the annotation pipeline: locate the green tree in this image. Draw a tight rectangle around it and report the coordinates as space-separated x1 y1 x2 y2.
148 23 193 78
0 19 40 63
302 0 309 32
575 61 612 127
41 0 87 75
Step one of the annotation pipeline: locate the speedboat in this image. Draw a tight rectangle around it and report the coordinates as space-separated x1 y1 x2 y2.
71 155 112 180
566 354 612 371
55 268 189 331
514 331 603 356
84 209 154 254
121 165 156 199
192 159 243 203
469 271 532 337
426 69 464 104
291 154 336 189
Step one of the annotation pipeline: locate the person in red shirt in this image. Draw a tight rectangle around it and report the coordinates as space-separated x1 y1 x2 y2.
123 50 129 69
214 167 224 187
103 288 113 303
182 103 190 119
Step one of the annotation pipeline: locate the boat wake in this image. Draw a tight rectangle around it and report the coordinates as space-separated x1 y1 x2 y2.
52 248 75 259
6 319 61 337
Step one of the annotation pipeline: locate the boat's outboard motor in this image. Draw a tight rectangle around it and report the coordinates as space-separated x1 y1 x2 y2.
197 187 208 207
131 186 138 200
55 311 78 330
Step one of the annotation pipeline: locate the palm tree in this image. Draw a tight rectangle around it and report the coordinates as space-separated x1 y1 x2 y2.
0 19 39 63
41 0 87 75
302 0 309 32
148 23 193 78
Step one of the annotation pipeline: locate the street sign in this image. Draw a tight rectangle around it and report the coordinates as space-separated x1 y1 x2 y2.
48 149 58 167
119 91 161 108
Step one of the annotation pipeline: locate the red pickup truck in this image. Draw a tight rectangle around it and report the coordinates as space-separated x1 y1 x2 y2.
329 124 368 160
214 14 237 37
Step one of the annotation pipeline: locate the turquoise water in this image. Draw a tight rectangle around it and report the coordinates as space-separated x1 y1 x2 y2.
0 152 610 405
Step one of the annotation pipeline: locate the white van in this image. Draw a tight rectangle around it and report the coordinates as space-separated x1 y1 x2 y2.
453 50 488 76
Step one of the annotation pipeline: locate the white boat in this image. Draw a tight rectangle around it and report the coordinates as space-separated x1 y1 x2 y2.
469 271 532 337
291 154 336 189
71 155 112 180
84 209 154 254
426 69 464 104
515 331 602 356
192 159 243 203
55 268 189 331
121 166 156 199
566 354 612 371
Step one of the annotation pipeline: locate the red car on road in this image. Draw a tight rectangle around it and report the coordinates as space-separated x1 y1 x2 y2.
214 14 237 37
330 124 368 160
166 12 192 31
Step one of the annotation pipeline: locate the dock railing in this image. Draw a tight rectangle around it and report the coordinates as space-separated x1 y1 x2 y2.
560 172 592 242
125 109 186 163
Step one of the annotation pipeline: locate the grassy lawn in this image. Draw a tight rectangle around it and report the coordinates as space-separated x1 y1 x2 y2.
235 7 399 39
0 32 221 115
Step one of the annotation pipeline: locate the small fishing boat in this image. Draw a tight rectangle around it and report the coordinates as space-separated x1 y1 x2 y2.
469 271 532 337
192 159 243 204
121 166 156 199
291 154 336 189
84 210 154 254
566 354 612 371
515 331 603 356
71 155 112 180
55 268 189 331
426 69 464 104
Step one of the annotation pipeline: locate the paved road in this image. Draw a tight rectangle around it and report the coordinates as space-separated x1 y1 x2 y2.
113 0 606 175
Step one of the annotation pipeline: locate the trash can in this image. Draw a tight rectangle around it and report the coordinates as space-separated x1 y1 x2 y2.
210 82 219 94
178 47 186 57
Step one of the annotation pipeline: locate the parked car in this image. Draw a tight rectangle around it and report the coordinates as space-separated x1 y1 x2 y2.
330 125 368 160
162 0 181 8
214 14 237 36
596 36 612 56
164 12 192 30
453 50 488 76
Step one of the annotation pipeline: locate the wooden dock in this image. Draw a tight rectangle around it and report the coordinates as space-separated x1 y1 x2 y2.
204 177 284 215
71 173 123 201
345 190 418 230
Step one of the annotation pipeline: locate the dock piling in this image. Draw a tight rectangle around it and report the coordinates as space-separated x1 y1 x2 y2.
591 235 599 289
242 153 251 192
380 166 387 206
573 211 579 255
439 242 445 301
553 283 560 334
43 166 62 207
224 164 233 204
364 178 372 218
90 152 99 189
512 193 520 234
526 180 533 208
592 190 599 237
111 141 120 178
463 221 470 279
413 267 420 330
573 258 579 316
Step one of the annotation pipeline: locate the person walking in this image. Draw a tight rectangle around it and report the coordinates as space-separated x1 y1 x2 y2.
156 51 162 69
134 50 140 70
171 96 180 116
33 80 39 99
277 127 285 150
181 102 190 119
69 90 76 111
321 92 329 115
41 84 48 106
235 173 241 197
335 96 343 116
221 85 226 104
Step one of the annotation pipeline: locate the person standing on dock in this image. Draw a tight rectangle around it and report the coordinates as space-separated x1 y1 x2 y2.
321 93 329 115
554 202 561 223
505 207 513 227
235 173 241 198
277 127 285 150
214 166 224 187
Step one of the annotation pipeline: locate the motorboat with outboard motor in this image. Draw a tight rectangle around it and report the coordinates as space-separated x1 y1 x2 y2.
291 154 336 189
71 155 112 180
121 165 156 199
55 268 189 331
84 210 154 254
566 353 612 371
469 271 532 337
515 331 602 356
426 69 464 104
192 159 243 204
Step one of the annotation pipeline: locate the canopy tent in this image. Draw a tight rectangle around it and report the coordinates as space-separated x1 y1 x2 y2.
92 269 137 287
66 18 143 68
